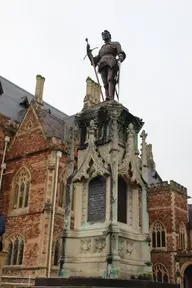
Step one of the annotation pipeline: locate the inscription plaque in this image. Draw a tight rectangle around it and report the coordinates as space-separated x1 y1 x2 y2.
88 176 106 222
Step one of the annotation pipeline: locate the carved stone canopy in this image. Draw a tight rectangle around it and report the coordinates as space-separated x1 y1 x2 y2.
73 120 109 182
118 123 145 186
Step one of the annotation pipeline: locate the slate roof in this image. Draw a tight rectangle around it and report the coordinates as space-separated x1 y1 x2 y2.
0 75 75 141
0 75 68 123
0 75 163 183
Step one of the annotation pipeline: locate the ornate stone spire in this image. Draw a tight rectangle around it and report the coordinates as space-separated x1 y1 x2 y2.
86 119 96 147
146 144 156 170
140 130 148 182
127 123 135 157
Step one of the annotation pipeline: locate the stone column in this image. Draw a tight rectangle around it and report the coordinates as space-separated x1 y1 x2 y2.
109 111 120 223
73 182 83 229
107 109 121 279
140 130 149 233
140 130 152 273
132 187 139 231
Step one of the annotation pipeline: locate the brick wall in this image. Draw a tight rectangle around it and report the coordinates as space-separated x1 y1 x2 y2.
0 105 69 283
148 182 190 284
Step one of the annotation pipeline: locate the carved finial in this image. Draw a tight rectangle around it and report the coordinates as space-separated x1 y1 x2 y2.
140 130 148 141
86 119 97 146
127 123 135 135
90 119 95 128
146 144 156 169
140 129 148 181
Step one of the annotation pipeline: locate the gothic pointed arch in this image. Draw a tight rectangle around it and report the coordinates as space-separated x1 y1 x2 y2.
5 233 25 266
118 123 144 187
12 166 31 210
150 221 166 249
73 121 109 182
153 263 169 283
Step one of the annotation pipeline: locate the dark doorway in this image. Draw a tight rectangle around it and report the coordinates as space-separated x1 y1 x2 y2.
184 265 192 288
118 176 127 223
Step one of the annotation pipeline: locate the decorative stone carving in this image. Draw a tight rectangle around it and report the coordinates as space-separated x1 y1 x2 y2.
94 238 106 253
126 240 135 256
118 237 136 258
118 237 125 257
119 123 143 186
44 202 53 212
73 120 109 182
140 130 148 168
80 238 92 254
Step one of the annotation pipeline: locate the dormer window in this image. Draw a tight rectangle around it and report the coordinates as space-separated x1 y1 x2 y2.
19 96 29 108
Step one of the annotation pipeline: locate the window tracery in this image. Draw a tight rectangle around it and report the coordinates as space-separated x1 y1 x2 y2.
151 221 166 248
13 168 31 210
153 263 169 283
6 235 25 266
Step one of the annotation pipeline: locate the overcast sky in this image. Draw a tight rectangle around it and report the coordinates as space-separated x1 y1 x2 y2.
1 0 192 201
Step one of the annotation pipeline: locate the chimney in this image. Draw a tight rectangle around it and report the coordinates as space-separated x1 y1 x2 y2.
83 77 100 110
35 74 45 104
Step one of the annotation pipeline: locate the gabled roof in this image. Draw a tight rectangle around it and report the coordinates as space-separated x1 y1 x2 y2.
0 75 69 123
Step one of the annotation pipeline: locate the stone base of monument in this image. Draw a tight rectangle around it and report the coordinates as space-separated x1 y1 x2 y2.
59 221 152 279
35 277 177 288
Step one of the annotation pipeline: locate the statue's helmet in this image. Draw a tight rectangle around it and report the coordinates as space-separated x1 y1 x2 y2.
101 30 111 40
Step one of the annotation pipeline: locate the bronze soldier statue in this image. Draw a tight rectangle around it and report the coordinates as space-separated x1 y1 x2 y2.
87 30 126 101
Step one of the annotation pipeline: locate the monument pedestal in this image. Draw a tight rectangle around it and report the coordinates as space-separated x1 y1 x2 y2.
60 101 152 279
35 276 178 288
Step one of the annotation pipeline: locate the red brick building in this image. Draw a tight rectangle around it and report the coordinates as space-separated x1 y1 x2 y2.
0 75 191 287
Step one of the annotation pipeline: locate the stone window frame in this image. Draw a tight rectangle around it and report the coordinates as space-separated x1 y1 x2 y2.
53 235 62 267
11 167 31 216
178 222 187 251
5 233 25 266
150 221 166 250
153 263 169 283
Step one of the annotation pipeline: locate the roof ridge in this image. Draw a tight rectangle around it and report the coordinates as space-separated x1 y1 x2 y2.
0 75 34 97
0 75 69 118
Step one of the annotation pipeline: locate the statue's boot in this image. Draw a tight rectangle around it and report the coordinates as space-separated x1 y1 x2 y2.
108 81 115 100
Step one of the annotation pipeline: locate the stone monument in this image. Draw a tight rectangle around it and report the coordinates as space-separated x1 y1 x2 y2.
58 97 152 279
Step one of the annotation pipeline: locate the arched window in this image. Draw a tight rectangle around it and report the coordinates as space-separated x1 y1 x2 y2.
179 222 186 250
151 221 166 248
6 236 25 266
153 263 169 283
13 168 31 210
118 176 127 224
54 239 61 266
